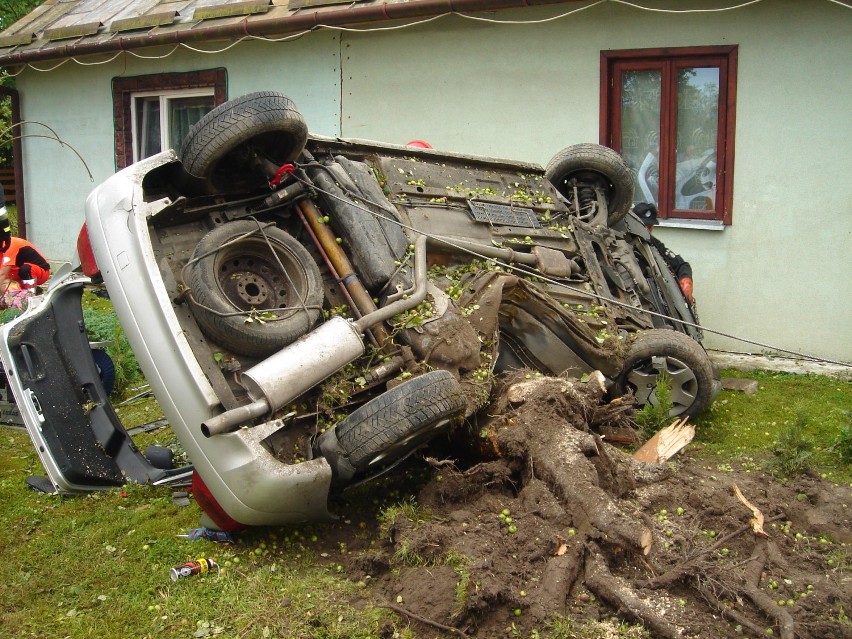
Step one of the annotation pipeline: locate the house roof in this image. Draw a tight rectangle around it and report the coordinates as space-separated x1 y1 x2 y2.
0 0 582 67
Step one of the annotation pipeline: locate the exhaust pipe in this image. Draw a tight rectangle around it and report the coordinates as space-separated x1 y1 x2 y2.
201 235 429 437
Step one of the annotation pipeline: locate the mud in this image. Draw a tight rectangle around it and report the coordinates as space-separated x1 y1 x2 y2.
328 374 851 638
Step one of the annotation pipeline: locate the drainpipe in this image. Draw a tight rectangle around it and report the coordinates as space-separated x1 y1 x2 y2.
0 0 581 67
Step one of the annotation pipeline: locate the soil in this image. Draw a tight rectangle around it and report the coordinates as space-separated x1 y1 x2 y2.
321 374 851 639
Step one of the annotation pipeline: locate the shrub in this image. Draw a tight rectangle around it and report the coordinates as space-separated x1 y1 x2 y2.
770 412 815 477
633 370 674 435
833 410 852 466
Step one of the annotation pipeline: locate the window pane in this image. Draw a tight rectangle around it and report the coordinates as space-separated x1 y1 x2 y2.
673 67 719 211
620 70 661 207
135 97 161 160
169 96 214 156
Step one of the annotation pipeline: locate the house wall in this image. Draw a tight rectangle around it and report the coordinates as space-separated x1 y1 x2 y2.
338 0 852 362
14 31 341 262
11 0 851 363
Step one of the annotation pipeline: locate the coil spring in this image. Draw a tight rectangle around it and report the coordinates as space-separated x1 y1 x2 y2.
578 186 596 210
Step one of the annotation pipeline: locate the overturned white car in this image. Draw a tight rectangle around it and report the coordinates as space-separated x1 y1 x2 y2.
0 92 718 530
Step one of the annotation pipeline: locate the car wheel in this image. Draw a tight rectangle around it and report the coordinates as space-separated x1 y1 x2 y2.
144 445 174 470
186 220 324 357
180 91 308 194
318 371 466 482
545 143 634 226
614 329 716 418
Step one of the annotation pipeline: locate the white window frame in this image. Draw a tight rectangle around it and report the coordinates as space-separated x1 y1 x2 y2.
130 88 214 162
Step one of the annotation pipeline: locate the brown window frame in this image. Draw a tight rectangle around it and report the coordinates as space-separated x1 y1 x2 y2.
112 69 227 170
600 46 737 225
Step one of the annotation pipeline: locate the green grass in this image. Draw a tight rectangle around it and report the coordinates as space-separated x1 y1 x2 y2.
694 370 852 483
0 427 394 638
7 202 19 236
0 365 849 638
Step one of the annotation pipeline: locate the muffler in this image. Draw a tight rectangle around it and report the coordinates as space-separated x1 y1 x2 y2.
201 235 428 437
201 316 364 437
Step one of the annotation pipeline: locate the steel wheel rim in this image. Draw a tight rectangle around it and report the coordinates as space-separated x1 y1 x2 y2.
215 238 310 315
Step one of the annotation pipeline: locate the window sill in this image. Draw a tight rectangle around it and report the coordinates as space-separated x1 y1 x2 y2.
658 219 725 231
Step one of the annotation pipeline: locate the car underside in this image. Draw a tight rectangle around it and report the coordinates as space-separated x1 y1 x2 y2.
0 92 719 530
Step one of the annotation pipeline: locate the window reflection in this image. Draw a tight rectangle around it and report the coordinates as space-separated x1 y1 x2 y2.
621 70 661 206
674 67 719 211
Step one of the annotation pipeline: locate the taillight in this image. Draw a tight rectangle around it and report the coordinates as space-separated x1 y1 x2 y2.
76 223 100 278
191 471 246 533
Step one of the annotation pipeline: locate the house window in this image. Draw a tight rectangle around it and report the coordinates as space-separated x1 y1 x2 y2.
601 46 737 224
131 90 214 161
112 69 227 170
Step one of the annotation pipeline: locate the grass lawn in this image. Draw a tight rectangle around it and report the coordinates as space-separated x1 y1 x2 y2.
0 366 849 638
0 266 849 639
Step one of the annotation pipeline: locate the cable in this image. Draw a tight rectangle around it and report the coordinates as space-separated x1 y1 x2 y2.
607 0 765 14
285 167 852 369
4 0 850 75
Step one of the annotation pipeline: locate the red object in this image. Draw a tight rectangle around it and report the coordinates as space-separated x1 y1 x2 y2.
406 140 432 149
269 163 295 188
191 471 245 533
77 224 100 278
1 237 50 288
169 558 218 581
678 277 694 304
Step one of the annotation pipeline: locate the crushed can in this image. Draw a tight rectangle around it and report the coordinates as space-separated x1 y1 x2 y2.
170 558 218 581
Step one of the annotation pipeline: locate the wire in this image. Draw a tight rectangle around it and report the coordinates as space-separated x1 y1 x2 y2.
0 120 94 180
607 0 766 14
1 2 846 363
3 0 849 75
285 167 852 369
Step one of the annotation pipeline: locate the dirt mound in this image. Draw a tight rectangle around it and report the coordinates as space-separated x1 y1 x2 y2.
343 374 852 638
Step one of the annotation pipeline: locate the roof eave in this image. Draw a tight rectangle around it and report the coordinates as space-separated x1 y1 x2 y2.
0 0 581 67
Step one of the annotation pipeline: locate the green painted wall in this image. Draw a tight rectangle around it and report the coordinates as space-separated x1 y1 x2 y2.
10 0 851 363
14 32 341 261
339 0 852 363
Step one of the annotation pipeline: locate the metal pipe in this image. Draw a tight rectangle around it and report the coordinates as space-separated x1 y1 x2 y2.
201 398 269 437
355 234 428 331
296 198 389 345
293 201 363 321
428 234 539 267
200 317 365 437
363 356 405 384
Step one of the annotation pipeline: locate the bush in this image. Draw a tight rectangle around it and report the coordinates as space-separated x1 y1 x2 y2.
633 370 674 435
770 412 816 477
833 410 852 466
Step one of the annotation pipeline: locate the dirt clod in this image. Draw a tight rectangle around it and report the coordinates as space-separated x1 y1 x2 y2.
333 373 852 638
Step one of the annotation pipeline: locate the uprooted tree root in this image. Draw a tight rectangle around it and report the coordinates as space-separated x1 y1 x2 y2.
345 374 851 638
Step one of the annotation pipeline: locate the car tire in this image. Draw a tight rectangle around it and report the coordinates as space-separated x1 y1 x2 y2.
144 445 174 470
613 329 716 418
186 220 324 357
319 370 466 481
545 143 634 226
180 91 308 194
91 348 115 396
